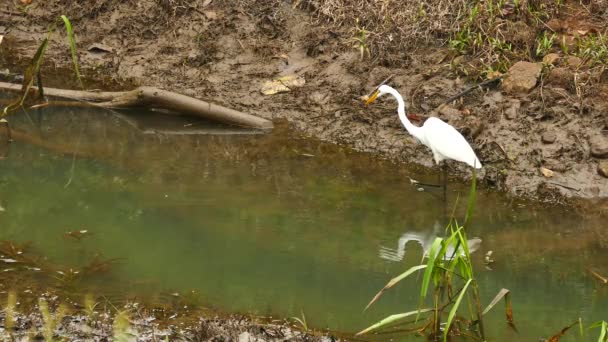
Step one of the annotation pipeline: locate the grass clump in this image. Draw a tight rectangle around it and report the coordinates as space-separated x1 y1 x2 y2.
575 33 608 65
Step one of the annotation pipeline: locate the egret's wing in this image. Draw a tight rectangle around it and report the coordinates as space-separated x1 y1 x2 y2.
423 117 482 168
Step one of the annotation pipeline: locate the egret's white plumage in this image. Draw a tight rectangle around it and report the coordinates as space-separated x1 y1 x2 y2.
367 85 482 169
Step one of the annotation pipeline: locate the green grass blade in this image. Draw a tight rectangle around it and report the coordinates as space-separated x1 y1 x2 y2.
443 279 472 342
420 237 443 301
365 265 427 311
595 321 608 342
356 308 433 336
60 15 83 88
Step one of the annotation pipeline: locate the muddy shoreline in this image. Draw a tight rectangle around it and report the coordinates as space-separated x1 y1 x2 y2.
1 1 608 207
0 300 344 341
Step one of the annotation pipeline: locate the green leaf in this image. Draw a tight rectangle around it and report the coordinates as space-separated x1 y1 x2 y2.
60 15 83 88
444 279 472 342
364 265 427 311
356 308 433 336
421 237 443 301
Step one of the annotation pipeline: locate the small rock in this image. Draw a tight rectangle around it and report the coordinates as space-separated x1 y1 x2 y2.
542 53 560 66
590 135 608 158
541 131 556 144
502 61 542 93
540 167 554 178
238 331 252 342
566 55 583 68
545 67 574 89
598 161 608 178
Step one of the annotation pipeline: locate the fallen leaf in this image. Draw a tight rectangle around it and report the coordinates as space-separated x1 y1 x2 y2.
540 167 554 178
0 35 3 45
87 43 114 54
261 75 305 95
20 0 32 4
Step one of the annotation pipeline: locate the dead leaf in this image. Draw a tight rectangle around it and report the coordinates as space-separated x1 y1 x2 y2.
202 0 212 7
0 35 3 46
540 167 554 178
20 0 32 4
545 321 578 342
261 75 305 95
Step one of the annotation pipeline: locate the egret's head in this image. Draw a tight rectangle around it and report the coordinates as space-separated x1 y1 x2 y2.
364 84 391 106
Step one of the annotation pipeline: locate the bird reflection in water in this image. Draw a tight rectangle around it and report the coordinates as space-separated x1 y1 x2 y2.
379 221 482 262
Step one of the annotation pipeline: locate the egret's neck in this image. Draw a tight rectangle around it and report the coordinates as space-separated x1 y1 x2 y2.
385 87 424 142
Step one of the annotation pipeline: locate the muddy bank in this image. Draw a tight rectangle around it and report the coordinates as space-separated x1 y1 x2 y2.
0 0 607 206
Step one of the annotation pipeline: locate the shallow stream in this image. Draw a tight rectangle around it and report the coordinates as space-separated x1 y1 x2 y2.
0 105 606 341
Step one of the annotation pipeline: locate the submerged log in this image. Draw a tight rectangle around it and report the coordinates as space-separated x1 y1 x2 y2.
0 82 273 130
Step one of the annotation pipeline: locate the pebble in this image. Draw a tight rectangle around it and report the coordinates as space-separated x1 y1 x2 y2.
541 131 556 144
590 135 608 158
598 161 608 178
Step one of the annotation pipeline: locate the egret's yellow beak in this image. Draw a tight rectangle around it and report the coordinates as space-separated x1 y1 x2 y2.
365 90 380 106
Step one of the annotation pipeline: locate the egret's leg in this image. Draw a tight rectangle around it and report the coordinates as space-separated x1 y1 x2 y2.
442 163 448 219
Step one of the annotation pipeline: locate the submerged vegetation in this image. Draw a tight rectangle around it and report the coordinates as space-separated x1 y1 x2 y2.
357 176 516 340
357 175 608 341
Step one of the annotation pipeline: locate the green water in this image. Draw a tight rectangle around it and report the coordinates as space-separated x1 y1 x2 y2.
0 106 607 340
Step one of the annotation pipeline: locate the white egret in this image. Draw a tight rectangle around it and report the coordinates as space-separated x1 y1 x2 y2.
365 84 481 193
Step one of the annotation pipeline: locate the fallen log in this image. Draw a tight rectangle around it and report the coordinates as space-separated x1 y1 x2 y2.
0 82 273 130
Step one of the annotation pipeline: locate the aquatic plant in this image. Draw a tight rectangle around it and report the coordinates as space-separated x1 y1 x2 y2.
4 290 17 331
2 15 81 116
39 298 68 342
589 320 608 342
113 309 133 342
358 173 515 340
291 310 309 331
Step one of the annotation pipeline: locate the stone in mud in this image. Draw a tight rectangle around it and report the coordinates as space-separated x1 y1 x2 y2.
502 61 542 94
541 131 556 144
590 135 608 158
504 99 521 120
598 161 608 178
566 55 583 68
545 67 574 89
542 53 560 66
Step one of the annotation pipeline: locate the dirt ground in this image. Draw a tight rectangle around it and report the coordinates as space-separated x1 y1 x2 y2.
1 0 607 208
